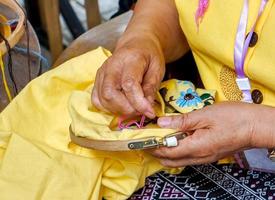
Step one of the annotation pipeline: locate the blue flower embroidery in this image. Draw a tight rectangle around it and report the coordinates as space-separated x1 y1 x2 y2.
176 88 202 107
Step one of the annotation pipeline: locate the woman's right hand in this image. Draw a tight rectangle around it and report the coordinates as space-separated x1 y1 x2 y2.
91 35 165 118
91 0 189 118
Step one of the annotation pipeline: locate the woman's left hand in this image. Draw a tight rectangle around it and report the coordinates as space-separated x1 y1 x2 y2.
149 102 275 168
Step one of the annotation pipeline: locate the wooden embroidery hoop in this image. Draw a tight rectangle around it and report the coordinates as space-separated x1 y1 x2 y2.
0 0 25 54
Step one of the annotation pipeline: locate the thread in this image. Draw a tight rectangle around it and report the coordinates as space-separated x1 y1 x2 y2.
118 115 146 130
195 0 210 29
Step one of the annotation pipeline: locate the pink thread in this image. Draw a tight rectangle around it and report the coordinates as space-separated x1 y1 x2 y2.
118 115 146 130
195 0 210 29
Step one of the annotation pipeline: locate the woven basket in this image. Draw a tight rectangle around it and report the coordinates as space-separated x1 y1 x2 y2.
0 0 25 55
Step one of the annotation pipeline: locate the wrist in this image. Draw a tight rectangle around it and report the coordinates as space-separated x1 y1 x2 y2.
250 105 275 148
115 0 188 62
115 30 162 52
114 30 165 68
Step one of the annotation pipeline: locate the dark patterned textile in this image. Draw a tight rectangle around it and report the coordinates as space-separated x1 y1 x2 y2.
130 164 275 200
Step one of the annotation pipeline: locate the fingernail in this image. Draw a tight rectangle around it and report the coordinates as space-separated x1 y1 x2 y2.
158 117 171 127
145 111 155 119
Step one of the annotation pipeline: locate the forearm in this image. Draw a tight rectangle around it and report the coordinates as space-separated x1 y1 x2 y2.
115 0 189 62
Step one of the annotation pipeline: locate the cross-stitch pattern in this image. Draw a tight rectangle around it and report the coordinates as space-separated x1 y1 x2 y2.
130 164 275 200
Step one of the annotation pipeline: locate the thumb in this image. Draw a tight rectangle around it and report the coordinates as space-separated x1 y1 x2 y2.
157 110 207 131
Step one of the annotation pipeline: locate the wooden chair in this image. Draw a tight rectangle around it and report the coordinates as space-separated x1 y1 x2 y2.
54 11 133 67
38 0 101 62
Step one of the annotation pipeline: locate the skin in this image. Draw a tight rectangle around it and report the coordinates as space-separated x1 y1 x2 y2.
91 0 275 166
149 102 275 167
91 0 189 118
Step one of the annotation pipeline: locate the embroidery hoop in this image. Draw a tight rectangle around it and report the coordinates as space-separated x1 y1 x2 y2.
0 0 25 55
69 125 186 151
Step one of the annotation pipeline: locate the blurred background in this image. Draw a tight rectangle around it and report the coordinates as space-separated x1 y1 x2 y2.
0 0 137 110
21 0 137 66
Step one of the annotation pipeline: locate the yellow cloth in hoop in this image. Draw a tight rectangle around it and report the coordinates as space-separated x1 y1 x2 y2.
0 47 184 200
69 80 216 140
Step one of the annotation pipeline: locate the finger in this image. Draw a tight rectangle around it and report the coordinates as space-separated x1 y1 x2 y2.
91 68 108 112
121 65 155 119
160 156 217 168
157 110 208 131
149 129 213 159
91 87 108 112
100 73 136 115
142 59 165 105
97 56 146 116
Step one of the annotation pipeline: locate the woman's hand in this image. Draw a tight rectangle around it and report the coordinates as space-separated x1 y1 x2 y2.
149 102 275 167
91 35 165 118
91 0 189 118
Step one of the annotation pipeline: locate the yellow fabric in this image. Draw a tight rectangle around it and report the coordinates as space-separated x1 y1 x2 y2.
175 0 275 105
0 47 182 200
70 89 175 140
69 79 215 140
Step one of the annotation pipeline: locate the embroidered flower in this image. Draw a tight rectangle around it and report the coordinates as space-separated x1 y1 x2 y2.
176 88 202 107
177 80 195 88
195 0 210 29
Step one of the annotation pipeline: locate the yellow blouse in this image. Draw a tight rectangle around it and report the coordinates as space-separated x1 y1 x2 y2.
175 0 275 105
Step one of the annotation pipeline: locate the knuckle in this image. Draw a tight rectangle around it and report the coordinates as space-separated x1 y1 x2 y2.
179 113 189 130
91 92 98 105
122 77 136 92
143 83 157 93
123 48 145 60
160 148 172 159
102 57 123 72
101 86 114 101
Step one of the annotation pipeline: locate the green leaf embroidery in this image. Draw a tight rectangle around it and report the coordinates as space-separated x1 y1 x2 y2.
200 93 211 100
204 101 212 106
